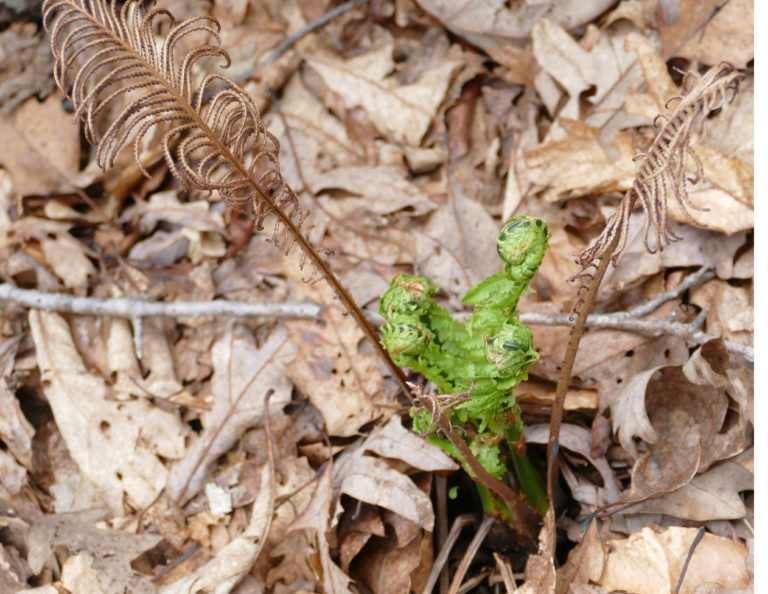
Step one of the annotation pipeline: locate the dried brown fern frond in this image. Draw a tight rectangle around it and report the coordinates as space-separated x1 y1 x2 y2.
575 62 744 275
43 0 410 394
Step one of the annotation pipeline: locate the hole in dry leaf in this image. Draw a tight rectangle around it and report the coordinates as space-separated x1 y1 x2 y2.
100 421 110 433
187 418 203 434
624 350 634 357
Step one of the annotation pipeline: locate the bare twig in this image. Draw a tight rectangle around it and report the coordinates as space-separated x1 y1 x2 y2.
620 266 715 319
0 284 322 318
256 0 372 68
0 273 751 361
521 312 753 361
448 516 495 594
675 527 706 594
422 514 475 594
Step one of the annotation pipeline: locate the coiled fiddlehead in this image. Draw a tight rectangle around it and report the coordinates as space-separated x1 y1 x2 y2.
380 216 550 515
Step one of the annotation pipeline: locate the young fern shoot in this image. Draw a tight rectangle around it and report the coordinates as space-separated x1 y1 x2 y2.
380 216 550 532
43 0 410 395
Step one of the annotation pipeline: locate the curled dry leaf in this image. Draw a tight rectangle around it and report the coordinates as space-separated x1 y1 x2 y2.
29 311 188 514
526 424 621 508
164 324 295 504
612 339 751 502
331 416 456 532
531 19 642 123
626 460 752 521
289 462 353 594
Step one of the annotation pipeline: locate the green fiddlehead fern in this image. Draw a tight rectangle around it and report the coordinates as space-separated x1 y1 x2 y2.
380 216 550 517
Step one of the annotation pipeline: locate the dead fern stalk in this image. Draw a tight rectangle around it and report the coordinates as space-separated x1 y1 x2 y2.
576 62 744 273
546 62 744 536
43 0 410 395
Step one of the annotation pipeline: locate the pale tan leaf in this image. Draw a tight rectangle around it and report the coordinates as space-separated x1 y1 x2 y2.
413 0 614 48
164 324 295 503
285 276 397 437
599 527 749 594
308 166 436 216
0 95 80 195
334 452 434 531
676 0 753 69
331 418 451 532
161 465 274 594
291 464 353 594
29 311 188 514
604 212 748 292
556 520 605 593
520 119 636 203
361 415 458 473
61 554 108 594
305 41 462 146
39 232 96 290
526 424 621 506
627 461 752 521
531 19 642 123
416 187 501 300
0 448 26 496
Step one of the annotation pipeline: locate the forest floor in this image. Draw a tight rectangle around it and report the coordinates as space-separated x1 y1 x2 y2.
0 0 753 592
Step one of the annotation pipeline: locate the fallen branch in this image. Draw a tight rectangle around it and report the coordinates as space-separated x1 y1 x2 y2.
522 311 753 361
0 277 752 361
0 284 322 318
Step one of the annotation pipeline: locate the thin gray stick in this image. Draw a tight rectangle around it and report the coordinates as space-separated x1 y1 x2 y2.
621 266 715 319
448 515 495 594
0 284 322 319
0 279 752 361
521 311 753 361
256 0 372 68
421 514 475 594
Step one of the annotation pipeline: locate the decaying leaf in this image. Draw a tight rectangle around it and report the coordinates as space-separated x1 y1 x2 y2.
331 416 455 532
599 526 748 594
29 311 188 514
0 95 80 195
27 508 160 593
285 277 397 437
165 324 295 504
305 37 463 147
0 337 34 470
413 0 615 48
612 340 751 502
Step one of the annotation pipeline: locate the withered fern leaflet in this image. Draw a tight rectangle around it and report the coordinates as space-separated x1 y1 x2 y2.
43 0 410 394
